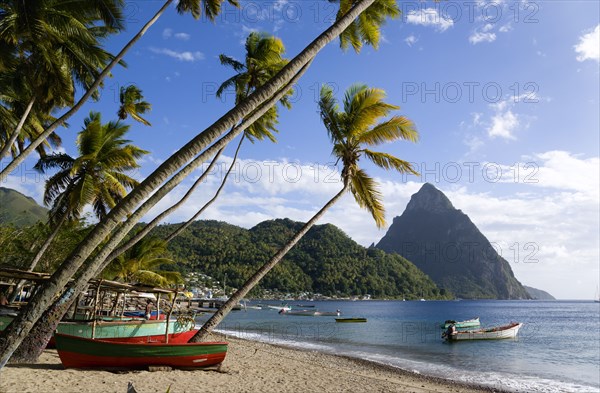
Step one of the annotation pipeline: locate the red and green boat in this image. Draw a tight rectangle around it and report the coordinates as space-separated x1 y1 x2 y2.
54 333 228 369
48 318 197 347
1 316 197 346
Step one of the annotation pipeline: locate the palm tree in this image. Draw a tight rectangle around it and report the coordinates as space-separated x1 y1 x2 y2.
0 0 381 367
191 84 419 341
0 0 126 161
27 112 148 274
337 0 400 52
102 237 181 287
90 31 291 266
118 85 152 126
0 0 239 180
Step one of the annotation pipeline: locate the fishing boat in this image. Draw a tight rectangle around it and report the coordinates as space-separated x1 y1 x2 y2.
335 318 367 323
280 309 341 316
54 333 228 370
440 317 480 329
267 304 292 311
443 322 523 341
279 309 317 316
46 316 197 347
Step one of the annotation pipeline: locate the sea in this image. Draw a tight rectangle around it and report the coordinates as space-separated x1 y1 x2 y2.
195 300 600 393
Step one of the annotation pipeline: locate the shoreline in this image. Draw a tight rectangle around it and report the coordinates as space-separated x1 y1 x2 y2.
0 333 510 393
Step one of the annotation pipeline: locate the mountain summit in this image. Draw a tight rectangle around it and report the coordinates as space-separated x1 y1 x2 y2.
377 183 530 299
405 182 455 213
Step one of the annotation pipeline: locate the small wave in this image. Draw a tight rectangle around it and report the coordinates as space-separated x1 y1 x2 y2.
218 329 599 393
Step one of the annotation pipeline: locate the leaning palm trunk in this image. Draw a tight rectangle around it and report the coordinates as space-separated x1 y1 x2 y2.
5 63 308 364
0 96 36 161
0 1 174 181
7 213 68 303
166 134 245 242
191 182 349 342
106 148 223 261
0 0 375 368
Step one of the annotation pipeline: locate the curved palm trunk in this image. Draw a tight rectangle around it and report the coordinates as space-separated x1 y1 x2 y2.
0 97 36 161
4 64 307 364
106 148 224 261
0 0 376 367
190 183 349 342
166 134 245 243
0 1 174 181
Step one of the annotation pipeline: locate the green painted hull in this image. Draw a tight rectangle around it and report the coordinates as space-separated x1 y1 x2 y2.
56 318 194 339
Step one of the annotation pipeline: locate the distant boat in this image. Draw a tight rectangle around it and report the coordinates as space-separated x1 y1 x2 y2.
267 304 291 311
443 322 523 341
440 317 480 329
54 333 228 370
279 309 341 316
335 318 367 323
296 304 315 308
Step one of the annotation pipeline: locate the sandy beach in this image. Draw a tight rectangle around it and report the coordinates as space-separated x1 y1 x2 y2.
0 334 503 393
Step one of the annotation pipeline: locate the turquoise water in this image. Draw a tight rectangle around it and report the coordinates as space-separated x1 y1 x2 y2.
196 300 600 392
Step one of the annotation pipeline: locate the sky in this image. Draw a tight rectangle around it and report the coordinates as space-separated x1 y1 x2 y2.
2 0 599 299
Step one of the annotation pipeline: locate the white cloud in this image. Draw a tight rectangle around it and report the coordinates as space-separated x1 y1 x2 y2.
406 8 454 32
175 33 191 41
136 151 599 298
162 28 172 39
469 30 497 44
575 24 600 62
404 35 418 47
149 47 205 62
488 110 518 139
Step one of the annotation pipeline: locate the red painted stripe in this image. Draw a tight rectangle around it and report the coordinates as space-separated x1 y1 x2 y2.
58 350 227 369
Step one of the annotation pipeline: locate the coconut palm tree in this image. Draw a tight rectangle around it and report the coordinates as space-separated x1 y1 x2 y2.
0 0 126 161
191 84 419 341
102 237 181 287
0 0 381 367
118 85 152 126
90 31 292 265
26 112 148 274
0 0 239 180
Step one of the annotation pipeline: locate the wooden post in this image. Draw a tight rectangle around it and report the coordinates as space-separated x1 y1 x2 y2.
121 293 127 319
164 291 178 343
156 293 161 320
91 280 102 339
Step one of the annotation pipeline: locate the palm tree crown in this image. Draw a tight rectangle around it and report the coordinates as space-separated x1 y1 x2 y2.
118 85 152 126
35 112 148 222
217 31 292 142
103 237 181 287
336 0 400 52
319 84 418 227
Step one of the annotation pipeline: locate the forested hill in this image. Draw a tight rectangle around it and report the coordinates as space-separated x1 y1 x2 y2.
151 219 449 300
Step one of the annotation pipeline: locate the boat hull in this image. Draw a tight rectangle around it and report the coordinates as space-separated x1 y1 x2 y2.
446 323 522 341
335 318 367 323
54 333 228 370
441 317 480 329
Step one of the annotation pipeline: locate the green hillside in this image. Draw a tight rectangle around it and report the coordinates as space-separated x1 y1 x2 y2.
151 219 448 300
0 187 48 227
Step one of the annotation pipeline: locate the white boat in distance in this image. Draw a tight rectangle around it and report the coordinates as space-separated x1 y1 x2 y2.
443 322 523 341
267 305 292 311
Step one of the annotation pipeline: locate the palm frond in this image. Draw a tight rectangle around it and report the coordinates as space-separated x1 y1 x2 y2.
349 168 386 228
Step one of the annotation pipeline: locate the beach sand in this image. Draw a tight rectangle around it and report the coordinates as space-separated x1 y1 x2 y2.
0 334 501 393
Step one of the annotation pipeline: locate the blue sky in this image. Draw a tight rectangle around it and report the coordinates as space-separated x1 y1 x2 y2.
3 1 599 299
